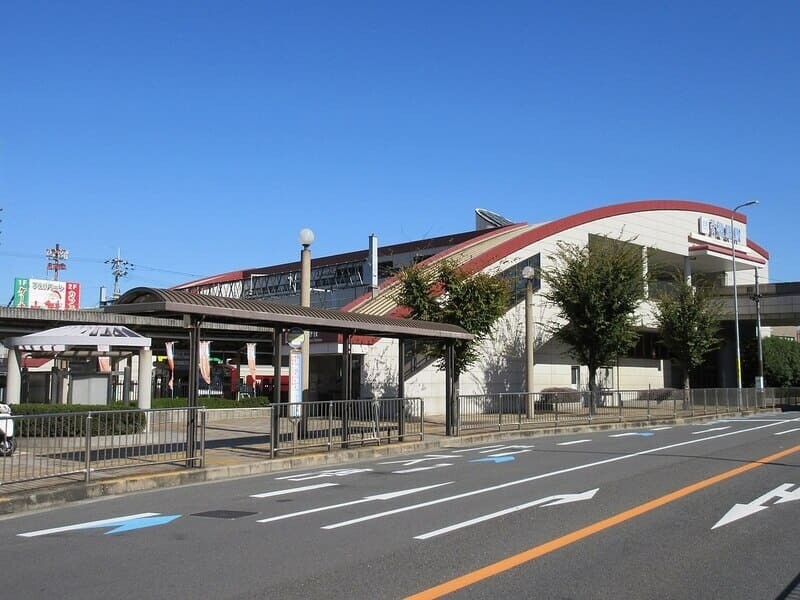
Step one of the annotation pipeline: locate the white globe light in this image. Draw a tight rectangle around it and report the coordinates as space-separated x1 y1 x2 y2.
522 266 536 280
298 228 315 247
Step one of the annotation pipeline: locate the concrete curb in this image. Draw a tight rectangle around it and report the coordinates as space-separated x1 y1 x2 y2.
0 413 731 517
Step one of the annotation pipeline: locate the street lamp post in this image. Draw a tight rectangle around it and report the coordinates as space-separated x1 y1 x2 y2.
730 200 758 407
298 228 315 407
522 266 536 416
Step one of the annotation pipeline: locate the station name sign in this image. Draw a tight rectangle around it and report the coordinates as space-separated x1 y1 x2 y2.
698 217 743 246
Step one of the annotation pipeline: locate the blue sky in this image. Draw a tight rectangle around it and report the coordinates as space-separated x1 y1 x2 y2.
2 1 798 306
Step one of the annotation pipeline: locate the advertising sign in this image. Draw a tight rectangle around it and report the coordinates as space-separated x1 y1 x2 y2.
13 278 81 310
288 350 302 418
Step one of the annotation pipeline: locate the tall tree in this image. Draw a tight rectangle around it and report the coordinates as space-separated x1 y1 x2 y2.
397 261 510 380
653 279 722 389
540 237 647 399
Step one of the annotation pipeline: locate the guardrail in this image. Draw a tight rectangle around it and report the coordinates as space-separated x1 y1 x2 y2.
271 397 424 456
457 387 799 434
0 407 205 487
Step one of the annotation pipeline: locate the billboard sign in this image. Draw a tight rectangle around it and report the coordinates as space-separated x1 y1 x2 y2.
13 278 81 310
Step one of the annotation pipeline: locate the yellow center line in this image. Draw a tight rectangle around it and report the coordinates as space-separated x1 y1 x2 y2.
406 443 800 600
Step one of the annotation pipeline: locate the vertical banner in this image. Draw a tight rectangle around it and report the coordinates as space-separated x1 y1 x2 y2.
199 341 211 385
289 350 302 418
14 278 30 307
97 357 111 373
246 343 257 382
65 282 80 310
165 341 176 390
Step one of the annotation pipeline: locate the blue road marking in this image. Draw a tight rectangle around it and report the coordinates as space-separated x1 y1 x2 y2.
471 456 516 464
101 515 182 534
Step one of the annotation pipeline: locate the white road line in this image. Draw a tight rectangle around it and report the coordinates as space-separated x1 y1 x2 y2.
452 445 504 453
19 513 159 538
557 440 591 446
321 418 797 530
774 428 800 436
693 427 731 435
257 483 453 523
487 450 532 457
650 427 672 431
392 464 452 474
251 483 339 498
414 489 599 540
609 432 642 438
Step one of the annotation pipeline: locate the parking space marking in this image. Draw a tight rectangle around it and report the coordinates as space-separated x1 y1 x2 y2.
251 483 339 498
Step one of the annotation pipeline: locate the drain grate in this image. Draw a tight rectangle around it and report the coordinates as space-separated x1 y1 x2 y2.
190 510 258 519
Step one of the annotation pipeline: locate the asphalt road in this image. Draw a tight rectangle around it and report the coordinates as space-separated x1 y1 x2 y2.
3 413 800 599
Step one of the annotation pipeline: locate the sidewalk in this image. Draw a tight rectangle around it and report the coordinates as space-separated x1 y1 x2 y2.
0 411 717 517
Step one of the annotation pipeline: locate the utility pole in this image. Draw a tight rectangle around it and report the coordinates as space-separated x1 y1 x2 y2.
105 249 132 300
45 243 69 280
751 268 765 389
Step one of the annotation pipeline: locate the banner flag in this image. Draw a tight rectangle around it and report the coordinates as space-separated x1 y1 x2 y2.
165 341 176 390
97 357 111 373
199 341 211 385
246 343 257 382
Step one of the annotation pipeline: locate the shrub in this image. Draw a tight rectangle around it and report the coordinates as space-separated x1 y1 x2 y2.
539 387 582 410
636 388 675 404
12 403 147 437
152 397 270 409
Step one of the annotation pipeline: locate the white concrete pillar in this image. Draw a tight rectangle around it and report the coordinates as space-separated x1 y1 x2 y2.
5 348 21 405
137 347 152 410
684 256 693 285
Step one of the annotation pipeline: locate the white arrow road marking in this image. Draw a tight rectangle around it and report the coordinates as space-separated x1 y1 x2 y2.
479 445 533 454
486 450 532 457
251 483 339 498
451 445 504 453
693 427 731 435
775 428 800 436
257 483 453 523
392 464 453 474
413 489 599 540
321 418 794 531
713 483 800 529
379 455 459 466
609 432 643 438
19 513 160 538
650 427 672 431
275 468 372 481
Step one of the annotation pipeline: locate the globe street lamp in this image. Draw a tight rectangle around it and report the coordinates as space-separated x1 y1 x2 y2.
298 228 315 405
522 265 536 415
730 201 758 404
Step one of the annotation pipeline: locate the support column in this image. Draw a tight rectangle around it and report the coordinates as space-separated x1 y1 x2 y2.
684 256 693 286
398 339 405 441
5 348 21 405
341 333 352 447
137 347 152 410
186 318 201 465
445 343 455 436
271 328 282 454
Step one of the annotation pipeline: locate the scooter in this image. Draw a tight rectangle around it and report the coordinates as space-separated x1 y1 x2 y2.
0 402 16 456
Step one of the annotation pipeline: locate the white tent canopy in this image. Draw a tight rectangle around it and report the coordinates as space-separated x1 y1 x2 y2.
5 325 151 354
3 325 152 408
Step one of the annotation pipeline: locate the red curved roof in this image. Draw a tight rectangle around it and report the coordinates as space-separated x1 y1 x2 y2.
460 199 767 276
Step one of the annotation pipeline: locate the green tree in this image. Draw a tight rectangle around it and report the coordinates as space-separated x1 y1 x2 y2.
751 337 800 387
540 237 647 399
397 261 510 380
653 279 722 389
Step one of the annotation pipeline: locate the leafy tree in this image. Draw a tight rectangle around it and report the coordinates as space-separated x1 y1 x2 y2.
653 279 722 389
396 261 510 380
745 337 800 387
540 237 647 399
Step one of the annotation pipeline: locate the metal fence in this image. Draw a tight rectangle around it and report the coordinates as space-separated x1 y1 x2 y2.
0 407 205 487
457 387 800 434
270 397 424 456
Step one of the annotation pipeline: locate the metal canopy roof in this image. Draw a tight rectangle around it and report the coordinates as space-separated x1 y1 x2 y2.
108 288 473 341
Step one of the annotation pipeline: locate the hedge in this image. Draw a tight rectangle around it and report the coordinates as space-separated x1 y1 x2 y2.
11 403 146 437
152 397 270 409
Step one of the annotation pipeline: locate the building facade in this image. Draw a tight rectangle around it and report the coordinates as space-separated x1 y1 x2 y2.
174 200 769 415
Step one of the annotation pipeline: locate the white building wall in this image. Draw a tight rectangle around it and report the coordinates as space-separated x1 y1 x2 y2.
357 207 768 415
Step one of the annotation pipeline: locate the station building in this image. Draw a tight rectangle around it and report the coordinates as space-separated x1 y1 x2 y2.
174 200 769 415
